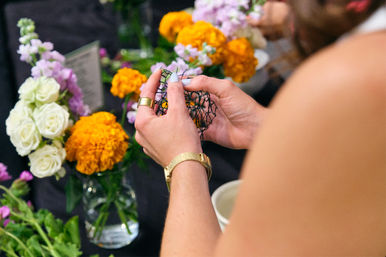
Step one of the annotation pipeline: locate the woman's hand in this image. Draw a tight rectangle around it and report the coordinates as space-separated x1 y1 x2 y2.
135 70 202 167
247 1 290 40
185 76 268 149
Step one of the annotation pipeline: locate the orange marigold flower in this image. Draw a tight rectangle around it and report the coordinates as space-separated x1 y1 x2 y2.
159 11 193 43
223 37 258 83
111 68 147 99
65 112 129 175
176 21 227 65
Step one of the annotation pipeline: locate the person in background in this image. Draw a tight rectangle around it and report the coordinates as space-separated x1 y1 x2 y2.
135 0 386 255
248 0 290 40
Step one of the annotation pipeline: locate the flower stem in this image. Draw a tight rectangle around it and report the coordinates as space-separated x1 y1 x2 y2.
131 6 152 55
31 220 61 257
114 200 131 235
0 227 35 257
121 93 132 126
0 185 60 257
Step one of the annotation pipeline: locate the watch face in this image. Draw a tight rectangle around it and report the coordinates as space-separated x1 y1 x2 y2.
155 69 217 139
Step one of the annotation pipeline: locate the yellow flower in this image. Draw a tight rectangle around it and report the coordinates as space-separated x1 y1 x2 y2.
176 21 227 65
111 68 147 99
159 11 193 43
223 38 258 83
65 112 129 175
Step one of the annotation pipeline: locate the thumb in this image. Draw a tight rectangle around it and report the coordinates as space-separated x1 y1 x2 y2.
167 81 187 114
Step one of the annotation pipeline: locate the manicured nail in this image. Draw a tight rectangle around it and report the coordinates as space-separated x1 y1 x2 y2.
169 72 179 83
181 79 191 86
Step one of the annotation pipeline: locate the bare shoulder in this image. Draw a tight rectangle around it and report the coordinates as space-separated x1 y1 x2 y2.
279 31 386 108
215 32 386 256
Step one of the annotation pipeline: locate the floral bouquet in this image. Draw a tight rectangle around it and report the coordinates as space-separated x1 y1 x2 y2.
6 18 147 249
155 0 267 84
0 164 82 257
6 18 89 179
98 0 268 130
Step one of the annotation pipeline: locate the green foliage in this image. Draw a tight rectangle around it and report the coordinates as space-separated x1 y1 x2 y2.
203 65 225 79
0 182 82 257
126 46 177 77
123 136 149 172
65 174 83 214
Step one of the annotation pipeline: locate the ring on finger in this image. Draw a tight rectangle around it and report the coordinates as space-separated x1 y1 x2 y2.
138 97 154 108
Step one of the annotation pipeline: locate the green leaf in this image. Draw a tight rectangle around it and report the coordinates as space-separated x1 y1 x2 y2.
44 212 63 238
53 241 82 257
65 174 83 213
63 216 81 247
102 70 114 84
203 65 225 78
26 235 47 256
5 222 34 240
35 209 50 226
157 36 176 51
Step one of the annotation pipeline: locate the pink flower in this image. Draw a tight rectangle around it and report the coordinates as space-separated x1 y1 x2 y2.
99 48 108 58
3 219 10 227
19 171 33 182
0 163 12 182
120 62 131 68
0 206 10 219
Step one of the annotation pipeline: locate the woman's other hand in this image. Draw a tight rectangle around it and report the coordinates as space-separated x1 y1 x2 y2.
135 70 202 167
185 76 267 149
247 1 290 40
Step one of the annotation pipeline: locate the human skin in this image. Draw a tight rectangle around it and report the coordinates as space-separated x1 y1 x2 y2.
248 1 290 40
135 31 386 256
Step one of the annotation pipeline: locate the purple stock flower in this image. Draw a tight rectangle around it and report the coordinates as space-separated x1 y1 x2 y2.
127 111 137 124
120 62 131 68
0 206 10 219
193 0 252 37
41 50 65 63
167 58 202 76
249 4 264 21
69 96 90 116
151 62 167 73
0 163 12 182
174 44 199 61
27 201 32 208
3 219 10 227
19 171 33 182
217 7 247 37
30 39 54 53
31 59 63 78
17 44 38 62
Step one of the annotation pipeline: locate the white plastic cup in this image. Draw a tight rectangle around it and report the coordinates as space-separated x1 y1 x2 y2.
211 180 241 231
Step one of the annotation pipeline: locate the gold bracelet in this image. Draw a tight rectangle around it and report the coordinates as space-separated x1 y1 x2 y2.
163 152 212 191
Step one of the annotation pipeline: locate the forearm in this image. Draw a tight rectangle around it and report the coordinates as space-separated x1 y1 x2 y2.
160 161 221 257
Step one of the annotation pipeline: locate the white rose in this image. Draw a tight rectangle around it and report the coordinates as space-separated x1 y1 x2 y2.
6 100 33 136
35 77 60 104
9 118 41 156
33 102 69 139
18 77 39 103
235 26 267 49
28 142 66 178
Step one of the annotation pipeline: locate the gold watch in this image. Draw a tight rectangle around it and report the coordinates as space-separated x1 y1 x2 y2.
163 152 212 191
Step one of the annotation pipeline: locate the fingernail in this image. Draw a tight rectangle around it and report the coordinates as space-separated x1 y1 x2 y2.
181 79 191 86
169 72 179 83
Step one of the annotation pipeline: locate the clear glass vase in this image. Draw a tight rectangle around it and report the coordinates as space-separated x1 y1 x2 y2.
117 0 153 59
83 169 139 249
